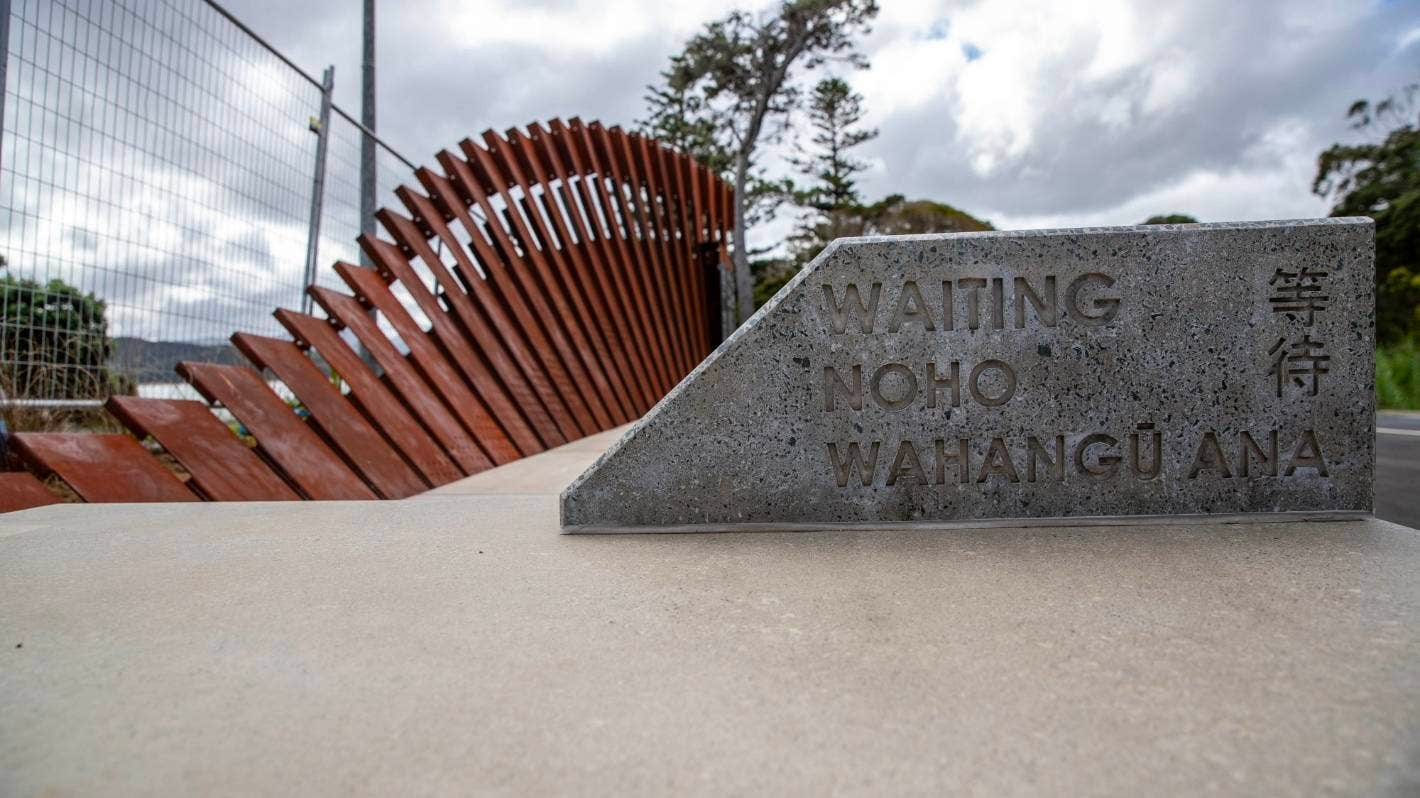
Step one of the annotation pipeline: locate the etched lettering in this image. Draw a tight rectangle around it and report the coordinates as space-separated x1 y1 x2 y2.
967 359 1017 407
1066 272 1120 326
1284 429 1328 476
888 280 936 332
823 365 863 412
887 440 928 485
926 361 961 409
1027 435 1065 483
1075 433 1122 479
1188 432 1234 479
870 364 918 411
958 277 987 330
1014 275 1058 329
828 441 881 487
1239 430 1278 477
977 437 1021 483
821 283 882 334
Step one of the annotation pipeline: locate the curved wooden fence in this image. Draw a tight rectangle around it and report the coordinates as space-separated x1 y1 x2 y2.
4 119 733 506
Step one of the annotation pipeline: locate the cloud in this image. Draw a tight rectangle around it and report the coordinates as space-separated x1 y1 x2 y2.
7 0 1419 358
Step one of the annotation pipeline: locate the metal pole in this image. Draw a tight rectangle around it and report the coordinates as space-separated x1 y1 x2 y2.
360 0 376 258
301 65 335 316
357 0 379 368
0 0 11 182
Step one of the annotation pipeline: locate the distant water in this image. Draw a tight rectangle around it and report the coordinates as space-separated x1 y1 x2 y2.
137 381 295 402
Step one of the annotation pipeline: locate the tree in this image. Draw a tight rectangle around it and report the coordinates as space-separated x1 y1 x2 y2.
795 77 877 212
657 0 880 322
639 56 732 176
1141 214 1198 225
0 273 129 399
1313 83 1420 343
762 195 994 306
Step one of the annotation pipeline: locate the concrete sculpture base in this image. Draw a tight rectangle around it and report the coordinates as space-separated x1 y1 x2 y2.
564 220 1375 532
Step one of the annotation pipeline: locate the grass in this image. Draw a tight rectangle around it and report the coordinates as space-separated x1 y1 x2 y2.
1377 337 1420 410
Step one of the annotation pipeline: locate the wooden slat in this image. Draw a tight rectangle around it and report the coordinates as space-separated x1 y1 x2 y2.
427 152 593 440
531 120 658 413
499 126 638 424
635 131 697 375
613 127 690 379
334 261 521 464
10 433 197 503
232 332 430 499
545 118 664 409
372 199 557 452
566 119 677 396
455 139 610 434
106 396 299 501
668 146 711 358
587 122 684 389
177 361 379 500
401 179 568 447
274 309 464 487
306 286 493 476
0 472 60 513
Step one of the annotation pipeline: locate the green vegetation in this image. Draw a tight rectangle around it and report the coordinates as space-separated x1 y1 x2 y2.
0 272 131 400
1377 337 1420 410
756 196 993 305
641 0 880 320
1141 214 1199 224
1314 83 1420 344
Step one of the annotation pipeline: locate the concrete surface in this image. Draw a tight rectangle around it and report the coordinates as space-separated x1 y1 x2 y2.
565 220 1375 531
4 430 1420 796
1377 411 1420 530
421 425 629 495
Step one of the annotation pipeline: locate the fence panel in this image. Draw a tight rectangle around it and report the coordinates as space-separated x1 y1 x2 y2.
0 0 406 403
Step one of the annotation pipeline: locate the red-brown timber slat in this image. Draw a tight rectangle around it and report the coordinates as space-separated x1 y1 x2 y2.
372 204 548 454
578 118 679 395
389 187 560 451
106 396 299 501
307 286 493 476
6 119 733 505
549 118 668 405
459 137 614 432
532 120 658 413
636 131 697 376
403 175 571 447
576 120 678 395
603 126 686 381
232 332 430 499
177 361 379 500
669 148 710 357
274 309 464 487
498 127 637 424
434 151 595 439
11 433 198 503
334 261 521 465
0 472 61 512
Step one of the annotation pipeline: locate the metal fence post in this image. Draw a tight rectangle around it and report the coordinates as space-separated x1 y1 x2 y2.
0 0 10 183
301 65 336 316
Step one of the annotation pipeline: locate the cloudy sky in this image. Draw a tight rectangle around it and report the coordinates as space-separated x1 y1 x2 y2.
223 0 1420 233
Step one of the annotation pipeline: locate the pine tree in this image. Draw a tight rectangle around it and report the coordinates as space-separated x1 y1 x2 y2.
796 77 877 212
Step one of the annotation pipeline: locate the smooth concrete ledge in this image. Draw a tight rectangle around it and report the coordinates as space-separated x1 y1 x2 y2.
564 509 1375 534
3 429 1419 796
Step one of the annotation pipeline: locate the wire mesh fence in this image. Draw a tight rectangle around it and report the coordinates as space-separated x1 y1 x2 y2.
0 0 409 404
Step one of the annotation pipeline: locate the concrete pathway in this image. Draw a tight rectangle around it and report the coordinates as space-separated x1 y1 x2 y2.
3 430 1420 795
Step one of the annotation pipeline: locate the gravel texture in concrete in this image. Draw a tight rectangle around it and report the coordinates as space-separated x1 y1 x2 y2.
564 220 1376 531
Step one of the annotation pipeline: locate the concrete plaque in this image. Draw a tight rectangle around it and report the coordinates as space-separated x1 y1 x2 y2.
562 219 1375 532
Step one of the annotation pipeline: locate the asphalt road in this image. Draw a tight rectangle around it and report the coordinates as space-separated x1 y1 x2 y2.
1377 411 1420 530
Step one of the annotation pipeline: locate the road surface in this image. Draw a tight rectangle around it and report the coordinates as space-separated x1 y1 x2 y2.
1377 411 1420 530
